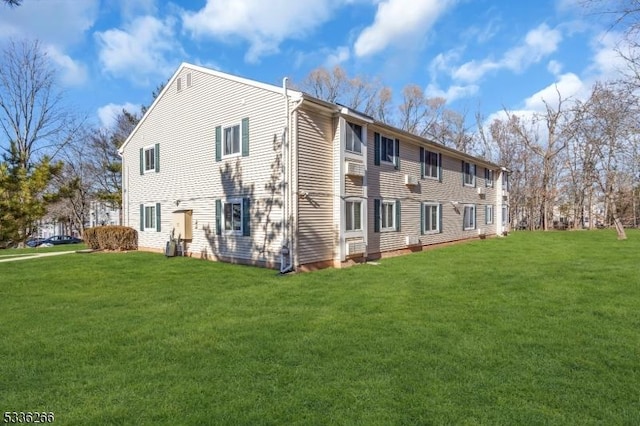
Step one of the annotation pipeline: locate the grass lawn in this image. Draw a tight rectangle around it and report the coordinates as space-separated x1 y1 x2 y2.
1 230 639 425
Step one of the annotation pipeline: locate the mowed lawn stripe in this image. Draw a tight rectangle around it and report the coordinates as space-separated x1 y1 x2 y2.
1 230 639 425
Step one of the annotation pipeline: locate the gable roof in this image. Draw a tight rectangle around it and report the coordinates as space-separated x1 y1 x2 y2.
118 62 303 154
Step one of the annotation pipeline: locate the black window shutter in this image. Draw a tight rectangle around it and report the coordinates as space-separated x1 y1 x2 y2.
439 204 443 233
155 203 161 232
461 160 465 185
473 164 477 187
394 139 400 170
420 147 425 178
155 143 160 173
420 203 424 235
242 198 251 236
373 199 380 232
215 126 222 162
474 205 477 229
139 204 144 231
215 200 222 235
241 118 249 157
139 148 144 175
374 133 380 165
438 153 443 182
396 199 401 231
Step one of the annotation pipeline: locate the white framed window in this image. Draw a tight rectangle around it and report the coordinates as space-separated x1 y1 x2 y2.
143 145 156 172
423 150 440 179
380 135 395 163
423 203 441 234
345 200 362 231
223 124 241 157
502 205 509 226
463 161 476 186
346 122 363 154
463 204 476 230
485 168 494 187
381 200 396 231
486 205 494 225
144 204 156 230
223 199 243 234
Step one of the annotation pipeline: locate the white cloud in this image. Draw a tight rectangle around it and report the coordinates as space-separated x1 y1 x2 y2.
354 0 456 57
523 72 585 111
95 15 180 82
588 31 629 80
453 23 562 83
182 0 342 63
97 102 140 129
547 60 563 76
325 46 351 67
44 45 87 87
0 0 99 47
425 83 479 103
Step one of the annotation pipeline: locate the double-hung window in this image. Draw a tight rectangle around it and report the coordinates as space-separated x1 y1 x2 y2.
224 200 242 233
346 123 363 154
423 203 441 234
485 169 494 187
144 146 155 172
502 205 509 226
423 150 440 179
463 204 476 230
486 205 494 225
345 200 362 231
380 135 395 163
381 201 396 231
223 124 241 156
463 161 476 186
140 202 160 232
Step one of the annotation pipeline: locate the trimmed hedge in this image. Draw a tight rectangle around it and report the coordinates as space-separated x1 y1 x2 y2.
84 226 138 251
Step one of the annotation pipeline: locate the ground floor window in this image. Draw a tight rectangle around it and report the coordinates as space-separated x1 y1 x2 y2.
345 200 362 231
423 203 441 234
463 204 476 230
486 205 494 225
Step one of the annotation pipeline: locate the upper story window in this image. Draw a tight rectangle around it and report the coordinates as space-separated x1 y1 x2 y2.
346 122 363 154
502 171 509 191
485 168 494 187
463 161 476 186
224 124 241 157
380 135 395 163
140 144 159 174
422 149 441 180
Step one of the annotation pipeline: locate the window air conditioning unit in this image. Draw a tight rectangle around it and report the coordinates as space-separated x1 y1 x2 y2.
404 174 418 186
502 195 508 201
405 235 420 246
477 187 486 196
345 161 365 177
346 241 366 255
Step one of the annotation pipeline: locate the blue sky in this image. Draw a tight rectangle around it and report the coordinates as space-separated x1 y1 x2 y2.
0 0 628 130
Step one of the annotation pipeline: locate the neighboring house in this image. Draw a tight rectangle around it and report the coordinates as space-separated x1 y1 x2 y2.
119 63 510 271
89 200 120 227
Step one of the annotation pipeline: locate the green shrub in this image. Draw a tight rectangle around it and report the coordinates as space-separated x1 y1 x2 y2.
84 226 137 251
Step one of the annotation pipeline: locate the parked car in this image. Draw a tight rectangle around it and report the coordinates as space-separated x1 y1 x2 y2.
39 235 83 246
26 238 46 247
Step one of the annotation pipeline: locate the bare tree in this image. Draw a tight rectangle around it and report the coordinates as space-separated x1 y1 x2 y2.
0 39 77 167
2 0 22 6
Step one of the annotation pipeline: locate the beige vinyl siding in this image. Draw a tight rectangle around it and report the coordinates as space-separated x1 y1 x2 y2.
296 108 335 265
122 66 285 265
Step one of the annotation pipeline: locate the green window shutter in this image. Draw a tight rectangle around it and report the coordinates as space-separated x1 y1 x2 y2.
420 147 425 178
394 139 400 170
374 132 380 165
155 203 161 232
439 204 443 233
241 117 249 157
242 197 251 236
373 199 380 233
438 153 443 182
215 126 222 162
420 203 425 235
396 199 401 231
155 143 160 173
139 148 144 175
140 204 144 231
215 199 222 235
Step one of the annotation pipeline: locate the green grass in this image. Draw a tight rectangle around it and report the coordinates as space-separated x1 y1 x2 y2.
1 231 639 425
